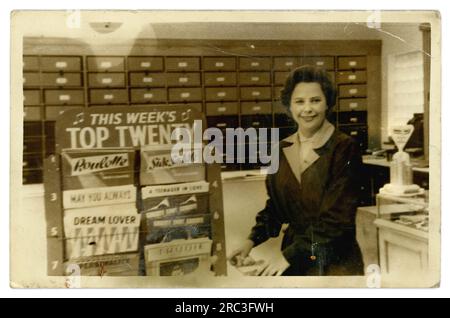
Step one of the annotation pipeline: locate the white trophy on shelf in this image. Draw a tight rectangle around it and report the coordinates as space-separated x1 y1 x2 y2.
379 125 425 196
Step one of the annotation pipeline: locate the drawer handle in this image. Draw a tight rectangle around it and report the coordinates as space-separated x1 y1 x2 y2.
251 61 260 67
23 77 26 83
349 61 357 67
216 77 225 82
218 106 226 112
23 95 26 101
179 77 188 83
350 117 358 123
348 74 357 80
349 88 358 94
144 93 154 99
217 123 227 128
217 92 227 97
285 61 294 66
251 76 260 82
143 77 153 83
140 61 151 67
101 78 113 84
216 243 222 251
104 94 114 100
24 145 28 150
251 91 261 96
59 95 71 101
252 122 261 126
55 61 68 68
215 62 224 67
56 77 68 84
178 62 188 68
252 106 261 111
23 162 28 167
349 102 358 109
181 92 190 98
350 131 358 136
100 61 112 68
316 61 324 66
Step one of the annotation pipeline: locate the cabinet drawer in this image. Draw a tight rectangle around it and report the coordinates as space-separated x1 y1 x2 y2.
300 56 334 70
205 87 238 102
274 102 295 126
130 88 167 104
238 72 271 86
44 122 55 137
89 89 128 104
204 72 237 86
87 56 125 71
41 73 82 87
24 122 42 136
168 103 203 113
339 98 367 111
128 57 164 71
40 56 82 71
23 154 43 170
22 169 43 184
338 56 367 70
339 125 368 150
275 113 296 128
240 102 272 115
337 71 367 84
23 56 39 71
23 137 43 153
45 138 55 155
23 73 40 87
45 106 84 120
168 88 202 102
273 57 299 71
273 86 284 100
88 73 125 88
23 107 42 121
279 126 297 140
274 72 289 85
129 72 166 87
44 90 84 105
203 57 236 71
207 116 239 130
239 57 271 71
240 87 271 101
339 84 367 98
166 73 201 87
338 111 367 125
206 102 239 116
23 90 41 105
241 115 273 129
165 57 200 71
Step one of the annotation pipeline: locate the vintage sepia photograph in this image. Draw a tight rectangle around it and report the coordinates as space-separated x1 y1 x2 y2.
9 10 441 288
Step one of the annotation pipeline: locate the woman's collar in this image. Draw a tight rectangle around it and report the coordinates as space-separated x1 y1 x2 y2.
283 120 335 149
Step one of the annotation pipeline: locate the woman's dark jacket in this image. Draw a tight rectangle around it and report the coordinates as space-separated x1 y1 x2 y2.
248 121 364 276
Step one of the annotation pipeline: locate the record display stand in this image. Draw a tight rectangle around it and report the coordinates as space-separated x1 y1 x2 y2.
44 105 227 277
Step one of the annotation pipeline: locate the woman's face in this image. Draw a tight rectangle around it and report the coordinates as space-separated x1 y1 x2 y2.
289 82 328 137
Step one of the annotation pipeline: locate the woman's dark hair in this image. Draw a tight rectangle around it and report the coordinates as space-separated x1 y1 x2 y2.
280 65 337 110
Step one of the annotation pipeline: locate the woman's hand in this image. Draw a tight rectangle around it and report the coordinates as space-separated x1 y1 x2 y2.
228 239 255 266
259 253 290 276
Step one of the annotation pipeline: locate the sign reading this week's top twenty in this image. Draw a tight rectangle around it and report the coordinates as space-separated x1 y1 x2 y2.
55 105 204 152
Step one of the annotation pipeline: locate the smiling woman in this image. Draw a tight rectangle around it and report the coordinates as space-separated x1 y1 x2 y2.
228 66 364 276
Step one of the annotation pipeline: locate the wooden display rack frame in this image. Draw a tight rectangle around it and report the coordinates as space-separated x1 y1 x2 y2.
43 105 227 276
